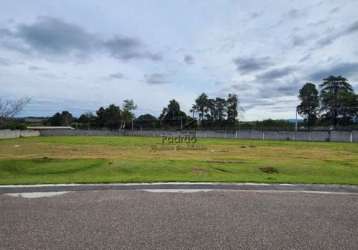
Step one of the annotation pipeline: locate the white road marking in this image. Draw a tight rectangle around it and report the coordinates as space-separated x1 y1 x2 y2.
4 192 69 198
142 189 358 195
1 189 357 196
142 189 214 193
248 190 358 195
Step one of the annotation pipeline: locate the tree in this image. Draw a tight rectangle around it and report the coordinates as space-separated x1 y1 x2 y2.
191 93 240 128
297 83 319 128
205 98 215 121
96 104 121 129
61 111 74 126
226 93 239 124
319 75 355 127
78 112 96 129
190 104 197 119
48 111 74 126
135 114 158 129
0 97 30 125
205 98 227 122
159 99 187 128
214 97 227 121
136 113 157 121
336 91 358 125
193 93 209 122
121 99 137 128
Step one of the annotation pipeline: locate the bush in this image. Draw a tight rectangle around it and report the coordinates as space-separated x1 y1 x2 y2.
0 120 27 130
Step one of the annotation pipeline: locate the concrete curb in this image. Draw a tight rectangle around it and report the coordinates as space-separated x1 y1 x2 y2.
1 183 358 194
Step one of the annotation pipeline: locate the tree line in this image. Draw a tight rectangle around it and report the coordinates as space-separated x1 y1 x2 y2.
46 75 358 130
1 75 357 131
46 93 240 130
47 99 138 130
297 75 358 128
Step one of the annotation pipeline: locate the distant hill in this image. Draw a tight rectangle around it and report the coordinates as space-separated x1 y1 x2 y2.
286 119 303 124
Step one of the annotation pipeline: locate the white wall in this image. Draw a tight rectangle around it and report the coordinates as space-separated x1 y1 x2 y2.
0 129 40 139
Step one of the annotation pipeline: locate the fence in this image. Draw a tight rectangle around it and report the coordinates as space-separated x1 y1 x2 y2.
37 129 358 143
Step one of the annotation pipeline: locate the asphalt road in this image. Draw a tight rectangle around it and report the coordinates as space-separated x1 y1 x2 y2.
1 190 358 249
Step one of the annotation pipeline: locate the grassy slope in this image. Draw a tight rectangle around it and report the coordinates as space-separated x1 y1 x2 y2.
0 136 357 185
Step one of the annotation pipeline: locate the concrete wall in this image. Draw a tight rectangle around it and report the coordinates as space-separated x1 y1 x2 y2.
1 128 355 142
0 129 40 139
37 129 358 143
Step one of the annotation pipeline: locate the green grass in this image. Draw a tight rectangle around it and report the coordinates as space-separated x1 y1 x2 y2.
0 136 357 185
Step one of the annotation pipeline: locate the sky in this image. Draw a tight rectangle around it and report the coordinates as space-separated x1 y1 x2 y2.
0 0 358 120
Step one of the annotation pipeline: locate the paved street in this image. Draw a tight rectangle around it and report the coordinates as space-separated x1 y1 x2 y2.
1 189 358 249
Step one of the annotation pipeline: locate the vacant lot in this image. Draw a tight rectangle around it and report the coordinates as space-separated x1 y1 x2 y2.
0 136 357 185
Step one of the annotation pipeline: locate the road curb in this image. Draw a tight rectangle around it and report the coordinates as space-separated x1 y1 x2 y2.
1 183 358 194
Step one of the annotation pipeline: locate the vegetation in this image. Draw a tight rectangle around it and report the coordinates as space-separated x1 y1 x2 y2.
297 83 319 128
159 99 189 128
298 76 358 128
0 136 357 185
43 92 241 130
4 75 357 131
319 76 357 127
0 97 30 129
191 93 240 128
47 111 74 126
37 75 357 131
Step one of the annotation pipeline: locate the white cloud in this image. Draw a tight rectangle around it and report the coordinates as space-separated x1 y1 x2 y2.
1 0 357 120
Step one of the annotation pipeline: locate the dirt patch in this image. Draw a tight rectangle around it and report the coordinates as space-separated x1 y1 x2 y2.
215 149 230 152
211 167 231 173
151 145 207 151
192 167 208 175
31 157 53 163
259 166 279 174
207 160 246 164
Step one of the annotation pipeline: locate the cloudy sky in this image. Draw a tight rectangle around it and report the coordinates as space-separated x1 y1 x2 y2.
1 0 358 120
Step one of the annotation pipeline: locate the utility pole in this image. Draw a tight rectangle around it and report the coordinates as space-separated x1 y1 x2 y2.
295 106 298 141
295 106 298 132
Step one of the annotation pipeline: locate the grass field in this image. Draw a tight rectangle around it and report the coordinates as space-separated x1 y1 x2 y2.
0 136 358 185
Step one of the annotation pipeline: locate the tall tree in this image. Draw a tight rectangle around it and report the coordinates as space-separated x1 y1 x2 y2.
190 104 197 119
214 97 227 121
297 83 319 128
205 98 215 121
159 99 187 127
337 91 358 125
193 93 209 122
205 98 227 122
226 93 239 124
319 75 355 127
121 99 137 128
